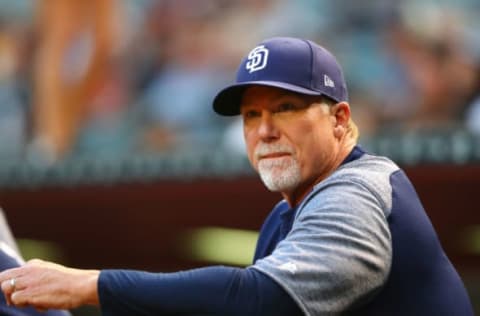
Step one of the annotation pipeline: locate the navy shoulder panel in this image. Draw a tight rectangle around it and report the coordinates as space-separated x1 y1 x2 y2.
357 170 473 315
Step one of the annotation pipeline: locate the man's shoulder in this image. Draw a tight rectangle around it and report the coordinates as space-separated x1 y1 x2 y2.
340 152 399 175
325 152 400 189
304 153 400 214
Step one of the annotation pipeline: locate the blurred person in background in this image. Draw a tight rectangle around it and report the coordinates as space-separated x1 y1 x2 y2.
139 0 231 152
0 37 473 315
0 19 28 160
380 3 478 132
30 0 117 162
465 81 480 134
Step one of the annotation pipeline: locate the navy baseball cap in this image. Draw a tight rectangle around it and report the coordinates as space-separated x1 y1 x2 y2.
213 37 348 116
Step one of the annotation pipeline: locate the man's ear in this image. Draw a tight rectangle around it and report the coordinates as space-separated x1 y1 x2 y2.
333 102 351 126
332 102 350 138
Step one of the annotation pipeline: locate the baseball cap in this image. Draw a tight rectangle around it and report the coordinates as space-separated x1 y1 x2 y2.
213 37 348 116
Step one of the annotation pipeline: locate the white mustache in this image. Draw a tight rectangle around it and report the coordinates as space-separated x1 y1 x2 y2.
254 143 294 160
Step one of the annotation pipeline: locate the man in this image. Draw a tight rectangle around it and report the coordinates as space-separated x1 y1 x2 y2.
0 209 70 316
0 37 474 315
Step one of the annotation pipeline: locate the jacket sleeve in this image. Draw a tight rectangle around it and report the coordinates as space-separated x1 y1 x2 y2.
98 265 302 316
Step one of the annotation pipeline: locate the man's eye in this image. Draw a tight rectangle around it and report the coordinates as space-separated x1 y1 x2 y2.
277 103 296 112
243 110 260 119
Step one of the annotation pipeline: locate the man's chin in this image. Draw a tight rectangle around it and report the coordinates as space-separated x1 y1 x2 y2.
257 161 301 193
259 174 299 193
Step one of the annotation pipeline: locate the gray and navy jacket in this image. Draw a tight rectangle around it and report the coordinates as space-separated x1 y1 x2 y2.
98 146 473 315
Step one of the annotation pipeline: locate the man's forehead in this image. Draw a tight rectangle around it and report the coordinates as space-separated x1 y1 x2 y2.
240 85 323 108
241 86 300 106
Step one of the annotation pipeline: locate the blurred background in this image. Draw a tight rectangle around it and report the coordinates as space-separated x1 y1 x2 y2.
0 0 478 314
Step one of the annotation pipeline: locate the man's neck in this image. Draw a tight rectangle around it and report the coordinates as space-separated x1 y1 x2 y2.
282 142 357 207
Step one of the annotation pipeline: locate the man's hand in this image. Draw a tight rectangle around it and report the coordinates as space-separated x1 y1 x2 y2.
0 259 99 310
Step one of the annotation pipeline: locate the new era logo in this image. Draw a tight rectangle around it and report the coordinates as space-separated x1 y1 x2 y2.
324 75 335 88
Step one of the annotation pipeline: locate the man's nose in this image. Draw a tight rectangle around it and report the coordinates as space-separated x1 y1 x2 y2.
257 113 280 141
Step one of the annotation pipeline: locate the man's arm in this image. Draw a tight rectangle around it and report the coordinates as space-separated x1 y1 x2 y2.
99 266 301 316
0 259 301 315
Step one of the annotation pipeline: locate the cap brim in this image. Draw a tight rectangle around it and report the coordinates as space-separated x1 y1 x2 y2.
212 81 323 116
